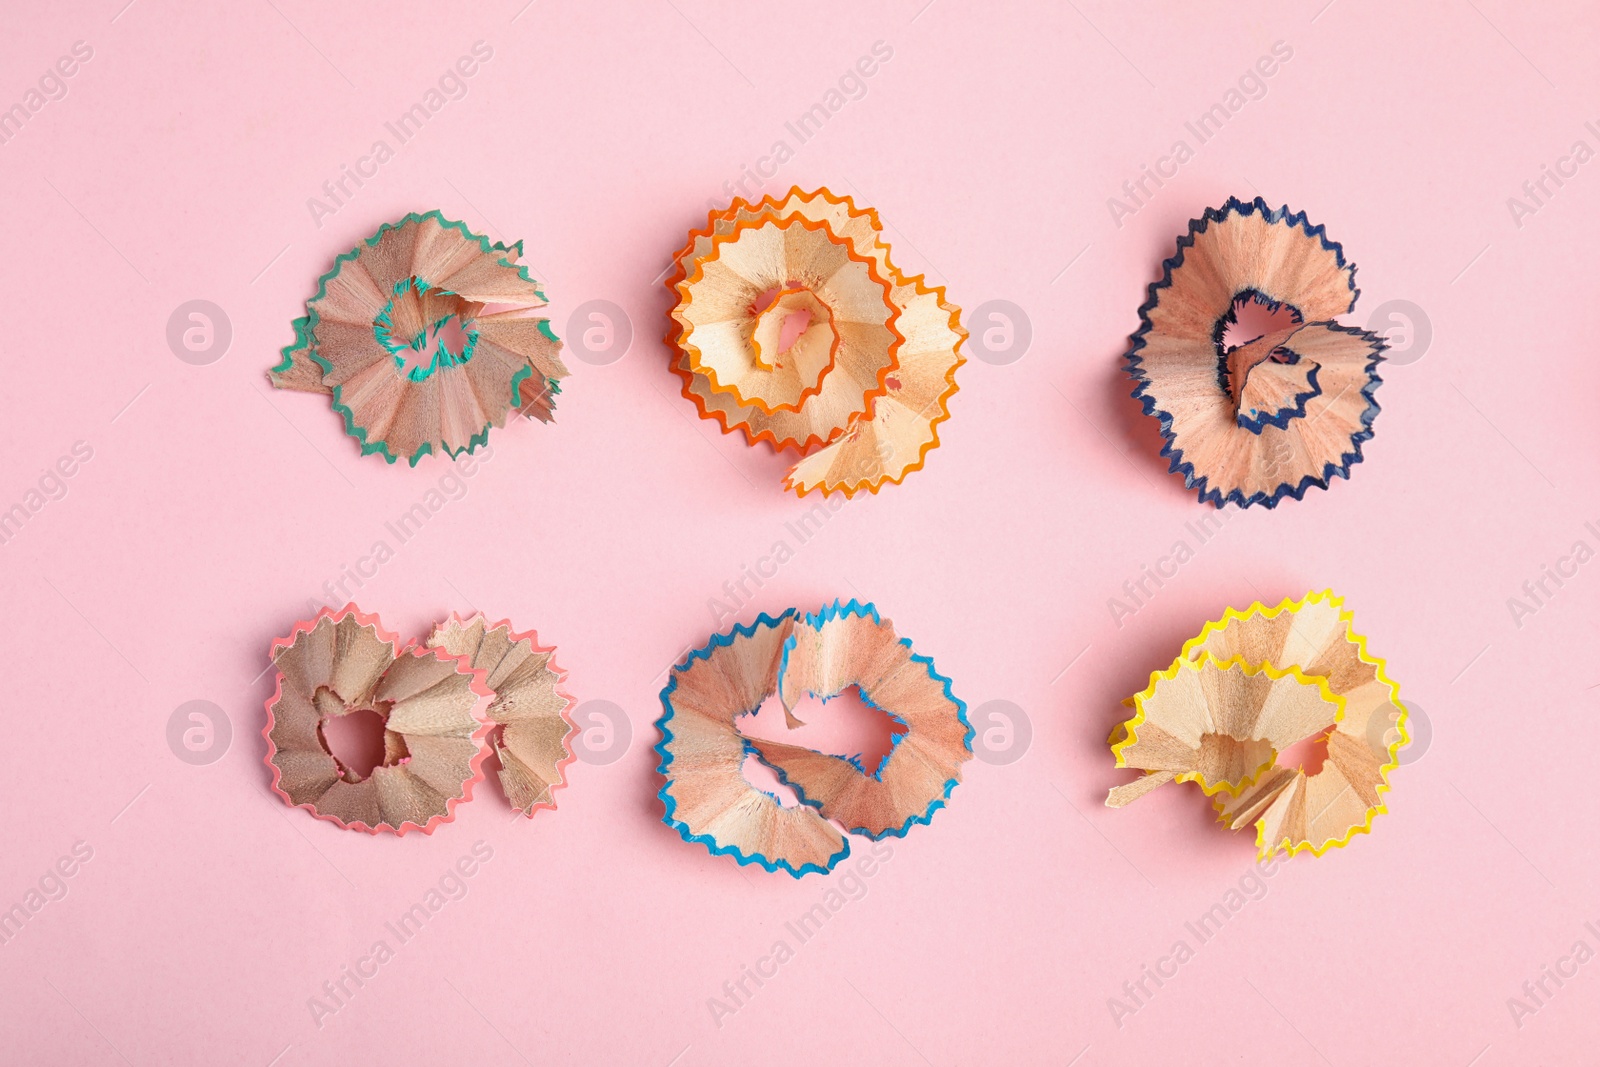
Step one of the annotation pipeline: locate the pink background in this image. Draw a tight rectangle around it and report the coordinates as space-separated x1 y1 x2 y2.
1 0 1597 1063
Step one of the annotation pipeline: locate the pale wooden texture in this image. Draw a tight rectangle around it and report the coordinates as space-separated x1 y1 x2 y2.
1224 324 1312 423
679 220 898 415
1109 655 1339 803
750 288 831 372
268 216 568 456
1234 354 1319 424
428 615 573 816
783 271 964 495
475 311 567 423
661 615 847 871
268 612 488 833
675 216 898 431
1137 207 1380 502
750 609 971 838
669 189 963 495
1105 769 1178 808
268 336 328 393
1108 593 1405 858
1185 595 1402 855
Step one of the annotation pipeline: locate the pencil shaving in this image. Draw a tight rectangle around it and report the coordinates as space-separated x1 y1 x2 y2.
263 606 575 832
667 187 965 497
268 211 567 465
655 600 970 876
1126 197 1386 508
1107 591 1407 858
263 606 494 835
426 614 577 817
754 601 973 838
